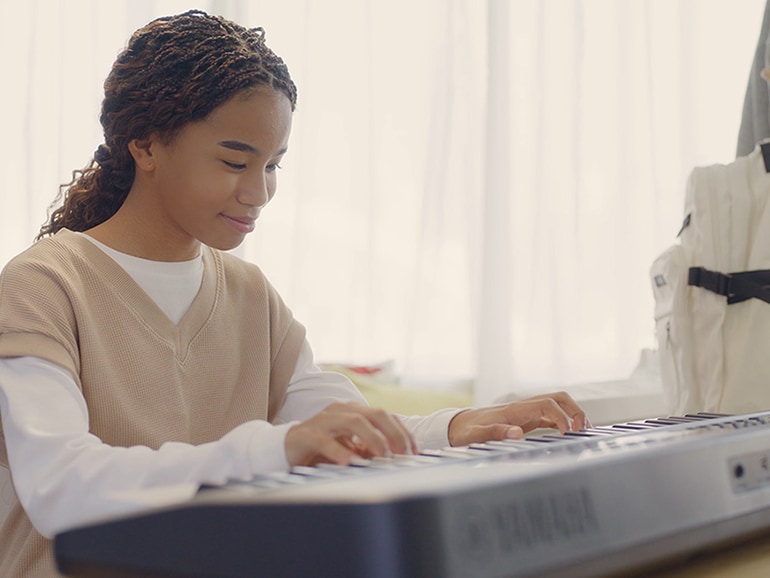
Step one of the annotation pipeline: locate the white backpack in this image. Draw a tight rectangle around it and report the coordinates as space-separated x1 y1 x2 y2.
650 139 770 415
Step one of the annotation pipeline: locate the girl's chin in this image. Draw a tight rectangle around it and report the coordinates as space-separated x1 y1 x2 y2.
205 236 247 252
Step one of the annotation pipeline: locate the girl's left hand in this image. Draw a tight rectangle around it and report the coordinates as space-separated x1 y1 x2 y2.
447 391 591 447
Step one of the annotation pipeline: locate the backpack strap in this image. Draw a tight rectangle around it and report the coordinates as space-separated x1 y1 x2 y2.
761 141 770 172
689 266 770 305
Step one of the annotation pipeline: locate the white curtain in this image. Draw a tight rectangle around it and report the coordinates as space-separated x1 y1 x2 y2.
0 0 764 403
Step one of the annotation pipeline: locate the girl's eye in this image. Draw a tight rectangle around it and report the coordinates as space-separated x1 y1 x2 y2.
267 163 283 172
222 160 247 170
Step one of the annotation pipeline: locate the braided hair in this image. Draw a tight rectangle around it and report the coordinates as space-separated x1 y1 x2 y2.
38 9 296 239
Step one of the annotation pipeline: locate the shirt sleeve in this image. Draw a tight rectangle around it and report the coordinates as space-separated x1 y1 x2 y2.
277 340 461 449
1 343 463 538
0 356 294 539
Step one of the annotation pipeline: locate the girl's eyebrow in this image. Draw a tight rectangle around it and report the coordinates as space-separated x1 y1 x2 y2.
219 140 257 153
218 140 289 156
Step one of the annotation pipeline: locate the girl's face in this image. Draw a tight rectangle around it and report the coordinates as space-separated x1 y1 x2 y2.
142 87 293 256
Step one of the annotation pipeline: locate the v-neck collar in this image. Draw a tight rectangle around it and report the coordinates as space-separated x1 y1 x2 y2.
57 229 218 363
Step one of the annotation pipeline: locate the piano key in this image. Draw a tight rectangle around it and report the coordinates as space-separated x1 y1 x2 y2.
349 457 375 467
355 459 402 470
392 453 447 465
525 434 564 444
250 472 311 485
624 421 668 428
418 448 476 460
535 434 584 442
466 442 519 452
467 442 504 450
582 427 625 435
686 412 731 419
291 466 352 478
314 463 354 471
467 443 510 453
367 456 446 469
228 479 285 490
482 439 546 450
436 446 500 457
645 417 697 425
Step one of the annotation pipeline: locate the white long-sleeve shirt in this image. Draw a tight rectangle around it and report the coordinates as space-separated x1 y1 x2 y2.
0 236 459 538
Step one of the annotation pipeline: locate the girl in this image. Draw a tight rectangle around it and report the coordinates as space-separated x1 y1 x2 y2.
0 11 587 577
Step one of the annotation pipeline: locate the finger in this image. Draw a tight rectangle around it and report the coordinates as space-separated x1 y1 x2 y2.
361 407 418 455
285 406 393 466
342 435 375 458
325 403 417 455
462 424 523 445
315 404 394 458
546 392 590 431
313 437 359 466
526 398 574 434
333 413 393 458
285 427 357 467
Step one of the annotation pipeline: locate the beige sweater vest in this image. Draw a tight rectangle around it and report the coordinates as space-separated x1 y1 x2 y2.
0 229 306 577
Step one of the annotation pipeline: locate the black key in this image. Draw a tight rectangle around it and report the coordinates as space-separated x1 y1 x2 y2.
644 418 686 426
625 421 667 428
582 427 623 435
525 436 560 443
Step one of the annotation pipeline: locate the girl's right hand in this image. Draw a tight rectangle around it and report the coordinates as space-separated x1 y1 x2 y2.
284 402 417 467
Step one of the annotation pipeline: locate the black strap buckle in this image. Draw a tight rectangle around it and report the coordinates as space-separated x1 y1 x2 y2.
688 267 731 296
688 266 770 305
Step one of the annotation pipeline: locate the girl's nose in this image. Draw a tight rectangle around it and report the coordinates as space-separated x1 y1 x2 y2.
237 172 270 208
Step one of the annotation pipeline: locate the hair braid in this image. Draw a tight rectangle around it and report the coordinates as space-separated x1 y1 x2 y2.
38 9 296 240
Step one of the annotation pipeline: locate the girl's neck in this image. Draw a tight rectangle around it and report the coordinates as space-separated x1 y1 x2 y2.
86 199 201 262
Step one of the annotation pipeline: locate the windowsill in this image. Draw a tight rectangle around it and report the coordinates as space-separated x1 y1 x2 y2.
492 349 667 426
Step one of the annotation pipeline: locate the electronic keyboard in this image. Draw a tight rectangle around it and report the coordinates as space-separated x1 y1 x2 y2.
54 412 770 577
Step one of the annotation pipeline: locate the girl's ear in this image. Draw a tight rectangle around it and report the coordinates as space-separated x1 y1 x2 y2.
127 137 156 171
